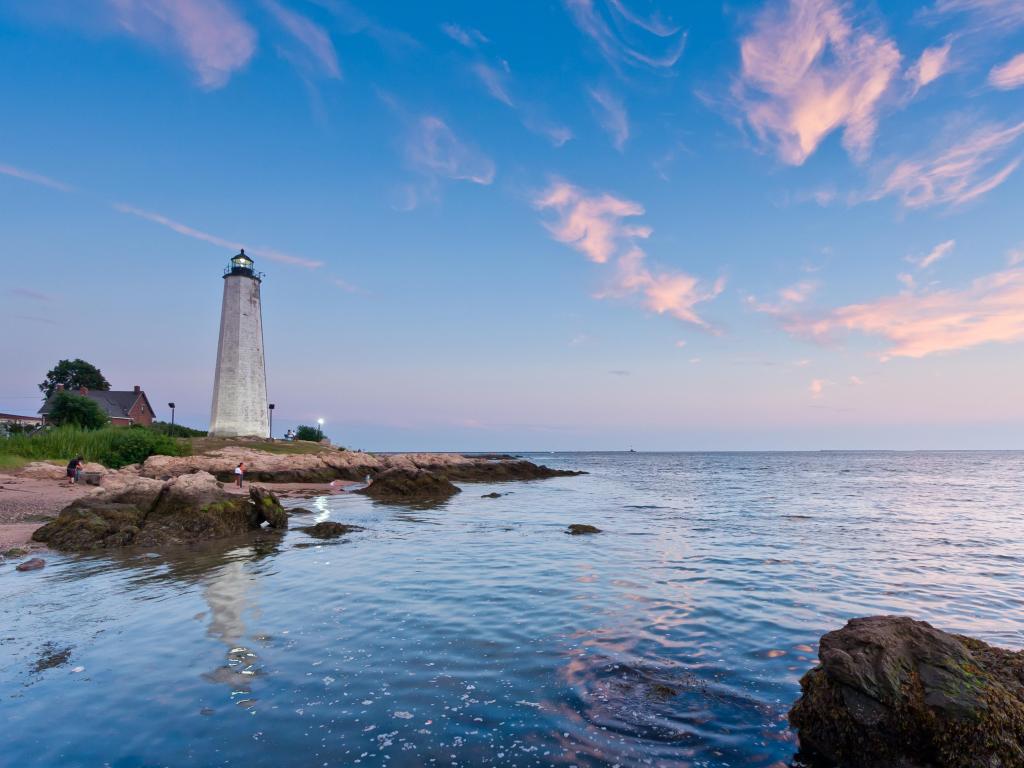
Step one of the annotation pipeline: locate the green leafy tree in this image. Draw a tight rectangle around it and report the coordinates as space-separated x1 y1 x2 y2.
40 359 111 398
295 424 326 442
47 392 110 430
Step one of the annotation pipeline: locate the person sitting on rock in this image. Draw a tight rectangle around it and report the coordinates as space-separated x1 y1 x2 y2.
234 462 245 488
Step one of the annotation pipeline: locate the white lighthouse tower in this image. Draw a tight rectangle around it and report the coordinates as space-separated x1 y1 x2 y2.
209 249 269 438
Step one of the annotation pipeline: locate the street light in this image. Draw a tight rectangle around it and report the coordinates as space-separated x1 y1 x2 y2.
317 417 324 441
168 403 176 428
268 403 275 440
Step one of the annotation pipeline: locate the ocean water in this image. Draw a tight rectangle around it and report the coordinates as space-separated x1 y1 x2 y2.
2 451 1022 767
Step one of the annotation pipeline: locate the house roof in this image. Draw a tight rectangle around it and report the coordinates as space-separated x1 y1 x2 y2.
38 389 152 420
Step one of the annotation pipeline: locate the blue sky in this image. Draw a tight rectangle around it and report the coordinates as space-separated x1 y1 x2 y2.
2 0 1024 450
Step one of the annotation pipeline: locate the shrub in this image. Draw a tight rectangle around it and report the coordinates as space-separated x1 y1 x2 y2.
150 421 208 438
0 425 187 469
295 424 326 442
47 392 110 429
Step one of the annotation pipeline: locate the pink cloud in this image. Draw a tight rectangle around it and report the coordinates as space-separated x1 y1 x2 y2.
263 0 341 78
809 378 827 398
472 61 514 107
909 239 955 269
784 266 1024 359
440 22 488 48
113 203 323 268
907 41 952 92
735 0 901 165
587 87 629 151
872 120 1024 208
108 0 257 89
748 280 818 316
534 181 723 327
0 163 72 191
563 0 686 70
989 53 1024 90
405 116 495 185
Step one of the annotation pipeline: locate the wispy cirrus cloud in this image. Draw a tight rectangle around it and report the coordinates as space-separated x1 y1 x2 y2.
563 0 686 70
107 0 257 89
989 53 1024 90
467 59 572 147
113 203 323 268
534 180 723 327
0 163 72 192
781 266 1024 359
262 0 340 78
472 61 513 106
10 287 55 302
405 116 495 185
440 22 488 48
908 239 955 269
930 0 1024 28
907 41 953 92
734 0 901 165
871 120 1024 208
747 279 818 318
587 87 629 151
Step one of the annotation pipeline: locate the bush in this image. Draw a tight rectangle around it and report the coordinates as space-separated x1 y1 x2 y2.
47 392 109 429
295 424 326 442
0 426 187 469
150 420 207 438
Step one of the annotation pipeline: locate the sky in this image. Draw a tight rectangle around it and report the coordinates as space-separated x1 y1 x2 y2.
2 0 1024 451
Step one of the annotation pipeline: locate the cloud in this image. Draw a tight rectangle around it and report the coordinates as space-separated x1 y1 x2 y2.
608 369 630 376
332 277 357 292
10 287 54 302
748 280 818 316
113 203 323 268
907 41 952 92
909 239 955 269
107 0 257 89
1009 247 1024 266
0 163 72 191
534 180 723 327
930 0 1024 28
441 22 488 48
263 0 340 78
563 0 686 70
472 61 514 107
783 266 1024 359
849 375 863 385
989 53 1024 90
871 120 1024 208
734 0 901 165
587 87 629 151
405 116 495 185
809 378 827 398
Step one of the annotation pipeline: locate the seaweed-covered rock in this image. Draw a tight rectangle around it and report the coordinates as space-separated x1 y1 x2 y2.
567 524 602 535
16 557 46 572
789 615 1024 768
298 521 363 539
355 468 460 503
33 473 288 551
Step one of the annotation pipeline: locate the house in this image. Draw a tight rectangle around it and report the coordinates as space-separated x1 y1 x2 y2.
39 384 156 427
0 413 43 433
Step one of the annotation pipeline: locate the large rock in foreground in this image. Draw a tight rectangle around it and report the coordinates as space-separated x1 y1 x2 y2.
355 468 460 503
789 615 1024 768
32 473 288 551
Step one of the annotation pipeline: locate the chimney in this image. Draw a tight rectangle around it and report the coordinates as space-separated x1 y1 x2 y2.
79 386 89 395
55 384 64 392
134 385 141 394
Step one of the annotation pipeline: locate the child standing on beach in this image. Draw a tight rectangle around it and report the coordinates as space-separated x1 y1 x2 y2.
234 462 245 488
66 456 83 485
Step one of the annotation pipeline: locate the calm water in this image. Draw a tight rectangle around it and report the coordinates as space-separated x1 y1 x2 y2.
2 452 1023 767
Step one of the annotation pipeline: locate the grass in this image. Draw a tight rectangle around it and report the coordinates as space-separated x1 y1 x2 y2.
0 454 34 471
0 425 189 469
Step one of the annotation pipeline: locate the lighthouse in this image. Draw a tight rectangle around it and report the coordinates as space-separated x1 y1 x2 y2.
209 249 270 438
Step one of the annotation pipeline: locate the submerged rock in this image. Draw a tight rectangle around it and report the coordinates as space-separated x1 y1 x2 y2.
567 524 602 535
355 468 461 503
481 492 503 498
789 615 1024 768
16 557 46 571
298 521 364 539
32 473 288 551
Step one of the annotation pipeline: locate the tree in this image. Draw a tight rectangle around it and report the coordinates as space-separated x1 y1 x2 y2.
47 392 109 429
40 359 111 399
295 424 327 442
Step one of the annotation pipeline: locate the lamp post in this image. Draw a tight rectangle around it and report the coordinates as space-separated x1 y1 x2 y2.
268 403 275 440
168 403 176 428
317 418 324 441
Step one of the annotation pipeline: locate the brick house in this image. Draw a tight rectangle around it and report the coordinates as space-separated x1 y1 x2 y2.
39 385 156 427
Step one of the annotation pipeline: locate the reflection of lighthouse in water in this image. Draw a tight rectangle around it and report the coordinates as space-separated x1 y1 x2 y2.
202 559 263 708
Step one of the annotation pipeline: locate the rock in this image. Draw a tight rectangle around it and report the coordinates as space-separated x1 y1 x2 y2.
16 557 46 571
4 547 29 558
567 524 602 535
32 473 288 551
789 615 1024 768
355 468 461 503
298 521 363 539
18 462 65 481
481 492 503 498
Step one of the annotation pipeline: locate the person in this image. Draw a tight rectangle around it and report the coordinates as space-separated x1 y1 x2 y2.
66 455 83 485
234 462 245 488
